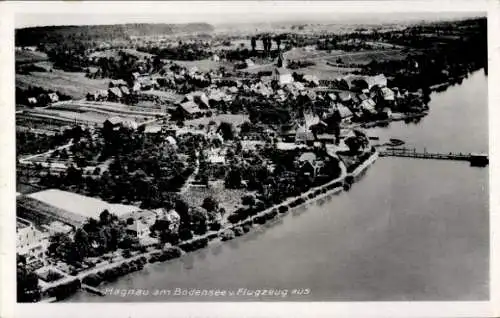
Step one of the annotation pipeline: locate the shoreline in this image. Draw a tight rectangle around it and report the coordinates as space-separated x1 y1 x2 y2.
46 149 380 302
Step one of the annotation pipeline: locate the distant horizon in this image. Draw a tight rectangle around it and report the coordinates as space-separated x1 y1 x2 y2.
13 1 487 29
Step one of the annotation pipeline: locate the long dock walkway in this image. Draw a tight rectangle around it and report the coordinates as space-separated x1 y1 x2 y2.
379 147 488 166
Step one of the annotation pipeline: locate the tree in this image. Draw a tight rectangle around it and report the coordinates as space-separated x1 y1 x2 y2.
73 228 91 258
242 193 256 206
344 136 363 154
225 166 242 189
275 36 281 51
217 122 235 141
17 258 41 302
48 232 81 263
201 196 219 213
240 121 252 134
251 37 257 52
99 209 111 225
118 234 139 250
175 199 191 228
190 207 208 235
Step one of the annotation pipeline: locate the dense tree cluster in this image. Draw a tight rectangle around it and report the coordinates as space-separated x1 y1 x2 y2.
17 254 41 303
16 23 214 47
365 18 487 90
47 210 140 265
16 126 89 156
139 42 212 61
39 127 193 205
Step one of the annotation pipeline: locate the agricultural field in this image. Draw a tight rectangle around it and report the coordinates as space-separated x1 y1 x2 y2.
26 108 111 125
284 47 344 61
185 114 249 128
17 100 163 131
16 69 111 99
299 60 361 80
89 48 153 60
168 58 230 72
327 49 409 66
51 100 166 118
17 112 72 132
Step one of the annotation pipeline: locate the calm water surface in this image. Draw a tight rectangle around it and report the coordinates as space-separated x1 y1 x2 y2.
67 70 488 302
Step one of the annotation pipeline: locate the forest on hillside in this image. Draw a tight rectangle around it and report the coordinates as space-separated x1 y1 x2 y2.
15 23 215 47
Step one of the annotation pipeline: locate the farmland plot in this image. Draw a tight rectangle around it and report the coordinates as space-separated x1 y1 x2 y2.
328 49 408 66
15 50 49 64
16 70 110 99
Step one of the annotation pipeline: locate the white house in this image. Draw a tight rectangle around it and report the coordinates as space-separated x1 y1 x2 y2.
126 220 150 239
48 92 59 103
273 67 293 85
17 218 49 259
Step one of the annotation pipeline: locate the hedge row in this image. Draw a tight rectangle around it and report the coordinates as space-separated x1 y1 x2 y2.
82 257 147 287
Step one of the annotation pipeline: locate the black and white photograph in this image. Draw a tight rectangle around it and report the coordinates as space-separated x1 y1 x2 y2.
2 0 498 316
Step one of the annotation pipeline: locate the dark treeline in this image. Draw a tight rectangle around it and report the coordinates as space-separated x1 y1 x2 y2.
15 23 214 47
138 42 212 61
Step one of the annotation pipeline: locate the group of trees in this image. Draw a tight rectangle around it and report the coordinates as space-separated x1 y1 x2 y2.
365 18 486 90
287 60 316 70
225 147 343 224
17 126 89 157
344 131 370 155
83 257 147 288
39 126 193 205
138 42 212 61
47 210 140 265
250 35 277 53
224 141 342 208
16 86 71 107
87 50 163 81
17 254 41 303
149 196 225 245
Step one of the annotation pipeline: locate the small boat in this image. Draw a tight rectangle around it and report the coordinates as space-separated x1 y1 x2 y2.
368 136 380 141
389 138 405 146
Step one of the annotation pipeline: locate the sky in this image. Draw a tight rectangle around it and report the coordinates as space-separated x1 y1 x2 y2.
13 1 487 29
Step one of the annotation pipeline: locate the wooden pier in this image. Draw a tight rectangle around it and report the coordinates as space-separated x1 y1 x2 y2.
379 147 489 166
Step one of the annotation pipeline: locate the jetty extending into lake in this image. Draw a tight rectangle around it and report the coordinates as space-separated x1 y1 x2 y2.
379 147 489 167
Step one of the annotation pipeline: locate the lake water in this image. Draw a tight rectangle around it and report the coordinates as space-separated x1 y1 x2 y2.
66 70 489 302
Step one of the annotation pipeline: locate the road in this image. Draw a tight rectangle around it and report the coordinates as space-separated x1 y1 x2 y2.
19 141 73 163
180 151 200 193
